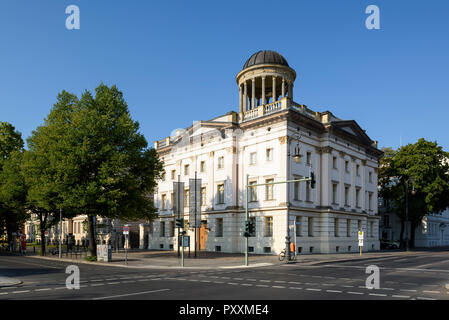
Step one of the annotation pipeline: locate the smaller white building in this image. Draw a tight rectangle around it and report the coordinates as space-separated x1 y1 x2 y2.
379 208 449 247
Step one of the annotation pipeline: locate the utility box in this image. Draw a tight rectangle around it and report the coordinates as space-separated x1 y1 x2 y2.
96 244 112 262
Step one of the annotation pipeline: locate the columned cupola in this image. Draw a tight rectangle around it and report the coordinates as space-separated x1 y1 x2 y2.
236 50 296 121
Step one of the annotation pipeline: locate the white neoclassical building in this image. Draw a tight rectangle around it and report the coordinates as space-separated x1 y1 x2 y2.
148 50 383 255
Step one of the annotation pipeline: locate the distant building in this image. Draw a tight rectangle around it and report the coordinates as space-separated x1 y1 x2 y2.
149 50 382 255
379 204 449 247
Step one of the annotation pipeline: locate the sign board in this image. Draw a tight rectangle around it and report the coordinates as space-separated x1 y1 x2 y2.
123 225 129 235
189 178 202 228
358 231 364 247
44 231 49 237
183 235 190 247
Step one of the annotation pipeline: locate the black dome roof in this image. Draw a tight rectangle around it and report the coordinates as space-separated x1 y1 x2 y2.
243 50 289 70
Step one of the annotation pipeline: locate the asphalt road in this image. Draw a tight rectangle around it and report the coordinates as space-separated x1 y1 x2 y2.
1 251 448 300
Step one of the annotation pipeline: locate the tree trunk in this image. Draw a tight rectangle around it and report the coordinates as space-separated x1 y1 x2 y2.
87 214 96 258
399 219 405 249
40 227 46 256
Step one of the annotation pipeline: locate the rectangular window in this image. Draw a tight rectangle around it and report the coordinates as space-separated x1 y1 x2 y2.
345 186 349 206
306 152 312 165
201 187 206 206
184 164 190 176
370 221 374 238
334 218 339 237
358 220 362 232
171 170 176 180
249 181 257 202
250 152 257 165
264 216 273 237
265 179 274 200
161 194 167 210
216 218 223 237
369 172 373 183
332 183 338 204
333 156 338 169
170 192 174 209
345 160 349 173
218 156 224 169
184 189 189 208
161 171 166 181
266 148 273 161
306 181 311 202
308 217 314 237
356 164 360 176
356 188 360 207
296 216 302 237
347 219 351 237
249 217 256 237
217 184 225 204
200 161 206 173
169 221 174 237
368 192 373 211
294 179 300 201
160 221 165 237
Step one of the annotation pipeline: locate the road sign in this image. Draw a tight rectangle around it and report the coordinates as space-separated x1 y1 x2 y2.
358 231 364 240
44 231 49 237
123 225 130 235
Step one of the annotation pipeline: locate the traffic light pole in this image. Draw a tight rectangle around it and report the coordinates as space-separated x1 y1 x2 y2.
244 174 315 266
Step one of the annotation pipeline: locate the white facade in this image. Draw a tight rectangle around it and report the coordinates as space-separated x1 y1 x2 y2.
149 51 382 255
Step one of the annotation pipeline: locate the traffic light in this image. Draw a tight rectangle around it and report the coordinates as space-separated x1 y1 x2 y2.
176 218 184 228
248 220 255 235
244 220 250 237
310 172 316 189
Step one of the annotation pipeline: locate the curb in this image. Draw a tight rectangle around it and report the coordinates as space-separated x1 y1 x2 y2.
27 255 275 270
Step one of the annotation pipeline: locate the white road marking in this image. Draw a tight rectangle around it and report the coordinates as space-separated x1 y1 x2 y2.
34 288 52 292
93 288 170 300
347 291 364 295
392 295 410 299
288 287 302 290
256 285 269 288
416 297 437 300
90 284 105 287
369 293 387 297
306 288 321 292
326 290 342 293
272 286 286 289
423 291 440 294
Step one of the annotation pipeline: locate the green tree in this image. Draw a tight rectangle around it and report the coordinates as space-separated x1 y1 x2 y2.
0 122 26 248
26 84 163 257
23 91 80 255
379 139 449 248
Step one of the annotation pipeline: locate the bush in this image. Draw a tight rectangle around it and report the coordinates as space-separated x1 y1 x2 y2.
85 256 97 262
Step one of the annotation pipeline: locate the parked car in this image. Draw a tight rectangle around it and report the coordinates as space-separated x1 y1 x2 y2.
380 240 400 249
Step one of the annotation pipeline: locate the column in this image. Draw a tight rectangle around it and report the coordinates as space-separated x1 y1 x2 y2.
251 78 256 110
243 81 248 111
261 76 266 105
288 81 293 100
282 78 285 98
239 85 242 114
272 77 276 102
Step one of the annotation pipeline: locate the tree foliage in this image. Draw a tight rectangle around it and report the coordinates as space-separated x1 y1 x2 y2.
379 139 449 247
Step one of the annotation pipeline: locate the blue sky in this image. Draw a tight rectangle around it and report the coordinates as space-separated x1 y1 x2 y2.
1 0 448 151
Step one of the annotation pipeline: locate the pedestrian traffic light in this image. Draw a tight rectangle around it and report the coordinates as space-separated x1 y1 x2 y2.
311 172 316 189
176 218 184 228
244 220 250 237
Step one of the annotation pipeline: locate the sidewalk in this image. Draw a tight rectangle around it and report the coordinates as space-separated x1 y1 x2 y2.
26 248 443 270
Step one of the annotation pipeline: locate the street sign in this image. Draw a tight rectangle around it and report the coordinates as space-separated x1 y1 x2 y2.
123 225 130 235
358 231 364 240
183 235 190 247
44 231 49 237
